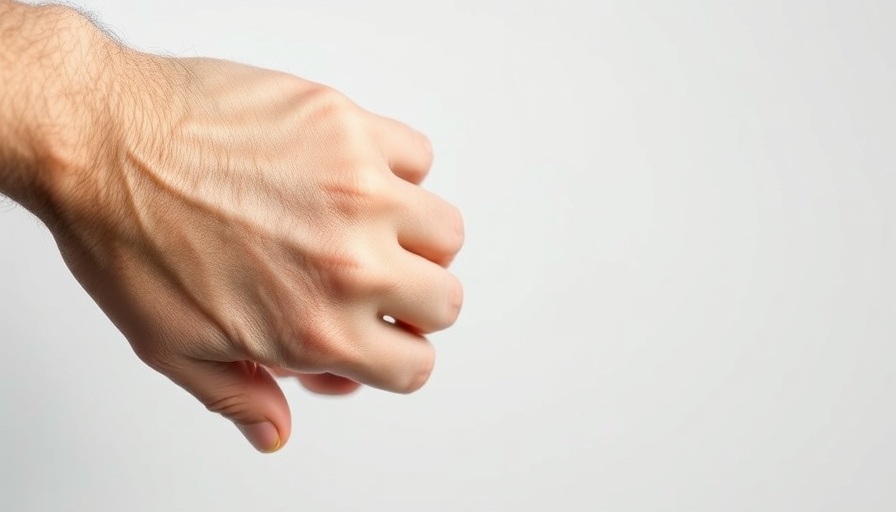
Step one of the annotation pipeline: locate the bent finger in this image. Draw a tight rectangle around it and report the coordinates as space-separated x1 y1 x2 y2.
370 114 433 184
380 250 463 334
393 177 465 267
333 321 436 394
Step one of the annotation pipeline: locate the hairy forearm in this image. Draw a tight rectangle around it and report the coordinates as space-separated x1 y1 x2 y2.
0 1 112 217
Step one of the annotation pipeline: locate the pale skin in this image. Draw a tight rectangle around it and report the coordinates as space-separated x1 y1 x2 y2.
0 2 463 452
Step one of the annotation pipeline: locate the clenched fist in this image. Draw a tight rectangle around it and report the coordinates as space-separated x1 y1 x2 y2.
0 4 463 452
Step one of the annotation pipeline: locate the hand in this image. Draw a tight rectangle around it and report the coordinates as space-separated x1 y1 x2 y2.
44 51 463 452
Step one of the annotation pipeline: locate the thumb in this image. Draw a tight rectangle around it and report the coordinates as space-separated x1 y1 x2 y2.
166 359 292 453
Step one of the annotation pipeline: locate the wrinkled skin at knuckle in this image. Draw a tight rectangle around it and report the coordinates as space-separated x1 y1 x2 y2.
129 337 187 376
204 388 255 423
131 342 167 371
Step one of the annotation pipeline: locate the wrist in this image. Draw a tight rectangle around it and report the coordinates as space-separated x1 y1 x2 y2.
0 2 118 220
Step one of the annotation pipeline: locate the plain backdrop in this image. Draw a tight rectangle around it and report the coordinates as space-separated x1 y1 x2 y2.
2 1 894 510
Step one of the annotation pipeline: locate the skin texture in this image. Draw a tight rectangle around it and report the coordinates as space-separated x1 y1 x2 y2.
0 2 463 452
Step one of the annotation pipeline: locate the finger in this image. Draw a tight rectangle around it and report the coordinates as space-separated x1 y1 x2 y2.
370 114 433 184
334 321 436 394
267 367 361 395
165 359 291 453
393 177 465 266
296 373 362 395
266 366 295 378
380 249 463 334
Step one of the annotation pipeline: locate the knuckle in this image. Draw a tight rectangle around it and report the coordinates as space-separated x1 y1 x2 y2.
417 132 434 163
306 84 350 111
434 275 463 330
328 262 368 298
446 276 464 325
446 205 465 253
204 391 252 422
304 85 359 140
315 244 388 299
294 316 344 365
352 266 396 298
322 168 394 216
305 322 362 371
132 343 171 372
221 318 274 364
288 311 365 375
399 350 435 394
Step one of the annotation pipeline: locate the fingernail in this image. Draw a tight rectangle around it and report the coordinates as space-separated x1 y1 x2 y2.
236 421 281 453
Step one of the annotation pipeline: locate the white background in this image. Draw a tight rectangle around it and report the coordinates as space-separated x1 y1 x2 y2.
2 0 894 510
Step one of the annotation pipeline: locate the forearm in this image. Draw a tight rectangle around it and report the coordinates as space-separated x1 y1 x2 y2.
0 1 111 217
